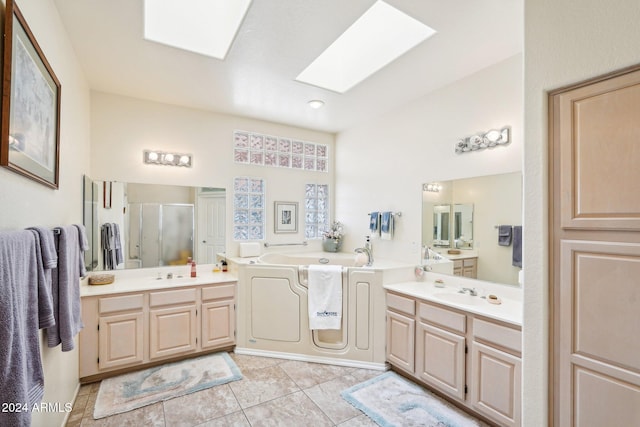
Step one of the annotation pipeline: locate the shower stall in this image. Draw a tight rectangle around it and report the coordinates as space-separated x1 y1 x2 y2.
127 203 194 268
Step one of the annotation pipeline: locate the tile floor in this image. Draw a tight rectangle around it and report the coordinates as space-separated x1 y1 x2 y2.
66 352 386 426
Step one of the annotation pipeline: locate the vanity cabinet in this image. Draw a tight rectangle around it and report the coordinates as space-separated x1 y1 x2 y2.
80 281 236 381
470 318 521 426
201 284 236 349
385 291 521 426
385 293 415 373
149 288 198 360
416 302 466 401
453 257 477 278
97 293 145 371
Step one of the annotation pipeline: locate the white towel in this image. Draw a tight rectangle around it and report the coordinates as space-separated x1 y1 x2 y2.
307 265 342 330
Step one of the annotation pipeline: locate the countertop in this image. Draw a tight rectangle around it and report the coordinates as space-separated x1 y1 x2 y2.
81 267 237 297
384 278 522 327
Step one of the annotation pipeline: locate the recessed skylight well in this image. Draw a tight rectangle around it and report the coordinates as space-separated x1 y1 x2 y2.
296 1 436 93
143 0 252 60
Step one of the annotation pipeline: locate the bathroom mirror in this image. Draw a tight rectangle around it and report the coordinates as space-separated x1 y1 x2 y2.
432 204 451 247
422 172 522 286
83 177 226 271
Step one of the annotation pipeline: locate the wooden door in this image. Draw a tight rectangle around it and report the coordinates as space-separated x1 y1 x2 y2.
201 300 235 349
470 341 521 427
197 193 226 264
549 65 640 426
386 310 415 373
149 305 198 359
98 312 144 370
415 322 466 401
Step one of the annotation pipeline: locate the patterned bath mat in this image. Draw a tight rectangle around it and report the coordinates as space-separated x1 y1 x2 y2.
94 352 242 419
341 371 487 427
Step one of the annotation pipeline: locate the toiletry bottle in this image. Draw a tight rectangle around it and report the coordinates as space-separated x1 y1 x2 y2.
190 261 197 278
221 259 228 272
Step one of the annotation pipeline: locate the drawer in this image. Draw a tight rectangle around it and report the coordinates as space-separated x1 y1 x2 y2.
473 318 522 354
202 284 236 301
463 258 476 267
150 288 197 307
386 292 416 316
99 294 144 314
419 302 466 334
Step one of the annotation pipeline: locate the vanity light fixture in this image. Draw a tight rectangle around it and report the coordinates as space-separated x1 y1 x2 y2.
143 150 193 167
455 126 510 154
423 183 442 192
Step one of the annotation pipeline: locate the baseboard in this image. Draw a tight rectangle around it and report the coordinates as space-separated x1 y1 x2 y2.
234 347 389 371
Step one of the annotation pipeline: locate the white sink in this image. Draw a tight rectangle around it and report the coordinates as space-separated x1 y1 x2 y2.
433 292 485 306
423 258 454 275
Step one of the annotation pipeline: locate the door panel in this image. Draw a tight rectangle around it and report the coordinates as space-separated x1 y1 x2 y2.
550 65 640 426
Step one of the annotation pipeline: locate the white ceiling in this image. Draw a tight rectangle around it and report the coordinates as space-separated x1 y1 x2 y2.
53 0 523 134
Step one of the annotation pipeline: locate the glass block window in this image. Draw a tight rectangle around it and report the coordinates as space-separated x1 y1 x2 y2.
304 183 330 239
233 177 265 240
234 130 328 172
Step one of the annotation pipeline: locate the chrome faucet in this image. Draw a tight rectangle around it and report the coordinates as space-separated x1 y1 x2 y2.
459 287 478 296
355 236 374 266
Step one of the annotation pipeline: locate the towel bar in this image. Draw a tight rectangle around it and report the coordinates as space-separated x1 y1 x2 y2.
264 241 308 248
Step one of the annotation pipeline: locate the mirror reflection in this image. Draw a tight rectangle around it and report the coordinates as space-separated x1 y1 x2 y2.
422 172 522 286
83 177 226 271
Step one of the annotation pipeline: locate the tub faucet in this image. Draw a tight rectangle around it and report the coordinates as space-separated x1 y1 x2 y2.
355 247 373 266
355 236 374 266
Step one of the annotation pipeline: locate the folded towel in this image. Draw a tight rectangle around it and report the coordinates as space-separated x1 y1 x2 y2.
0 230 55 426
380 211 394 240
498 225 513 246
50 226 84 351
512 225 522 267
369 212 380 236
308 265 342 330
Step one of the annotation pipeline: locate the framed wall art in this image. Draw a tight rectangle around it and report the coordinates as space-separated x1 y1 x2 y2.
1 0 62 189
274 201 298 233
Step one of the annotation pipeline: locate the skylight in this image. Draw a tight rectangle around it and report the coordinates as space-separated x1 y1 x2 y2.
143 0 251 60
295 1 436 93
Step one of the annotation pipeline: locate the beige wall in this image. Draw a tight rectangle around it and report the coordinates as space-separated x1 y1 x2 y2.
523 1 640 425
335 54 523 261
90 92 335 256
0 0 91 425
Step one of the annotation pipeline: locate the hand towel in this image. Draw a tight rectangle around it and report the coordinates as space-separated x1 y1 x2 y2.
49 226 84 351
369 212 380 236
380 211 394 240
0 230 55 427
27 228 56 329
74 224 89 278
308 265 343 330
512 225 523 268
498 225 513 246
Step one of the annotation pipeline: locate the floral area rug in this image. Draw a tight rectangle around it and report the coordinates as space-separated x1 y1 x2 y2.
93 352 242 419
341 371 488 427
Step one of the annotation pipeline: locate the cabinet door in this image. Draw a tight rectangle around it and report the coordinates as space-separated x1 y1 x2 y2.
149 305 197 360
386 310 415 373
416 322 466 401
470 341 521 427
98 311 144 370
201 300 235 349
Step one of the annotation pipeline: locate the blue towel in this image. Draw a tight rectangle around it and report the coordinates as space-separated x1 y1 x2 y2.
369 212 380 235
512 225 522 267
380 212 394 240
498 225 513 246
